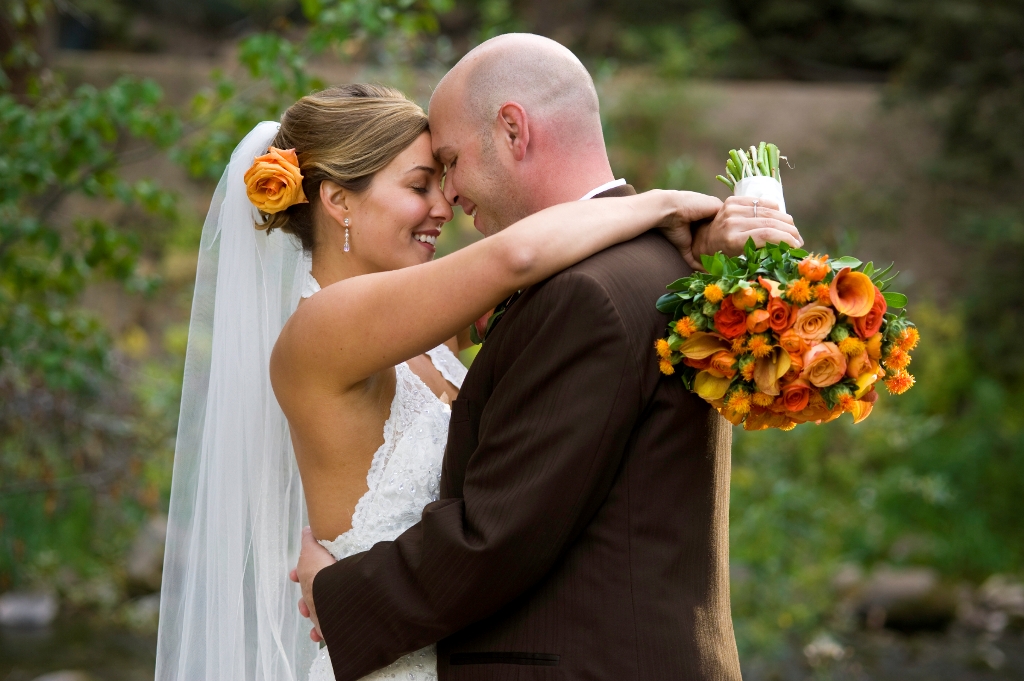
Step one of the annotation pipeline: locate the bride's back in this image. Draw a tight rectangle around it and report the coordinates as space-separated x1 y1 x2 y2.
254 84 460 542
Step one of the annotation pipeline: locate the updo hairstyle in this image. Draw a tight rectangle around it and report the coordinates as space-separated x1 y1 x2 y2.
262 84 429 251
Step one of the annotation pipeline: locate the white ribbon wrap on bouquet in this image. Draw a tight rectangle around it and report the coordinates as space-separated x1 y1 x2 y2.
734 175 786 214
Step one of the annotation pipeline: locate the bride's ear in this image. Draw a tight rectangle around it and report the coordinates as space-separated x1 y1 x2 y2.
320 180 351 227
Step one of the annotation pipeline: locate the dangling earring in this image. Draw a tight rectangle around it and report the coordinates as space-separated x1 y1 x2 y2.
343 218 351 253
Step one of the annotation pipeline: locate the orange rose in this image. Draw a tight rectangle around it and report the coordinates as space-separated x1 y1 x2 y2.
244 147 309 216
798 254 831 282
852 288 887 339
779 328 807 356
780 379 813 412
683 356 711 370
846 349 873 379
791 303 836 345
713 297 748 339
707 351 738 379
732 285 759 310
767 296 793 333
747 309 771 334
829 267 875 317
782 350 804 382
800 342 848 387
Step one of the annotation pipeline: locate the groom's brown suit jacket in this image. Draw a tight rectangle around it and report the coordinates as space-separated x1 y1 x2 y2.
313 185 741 681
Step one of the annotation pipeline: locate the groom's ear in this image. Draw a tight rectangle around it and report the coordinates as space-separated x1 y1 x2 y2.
497 102 530 162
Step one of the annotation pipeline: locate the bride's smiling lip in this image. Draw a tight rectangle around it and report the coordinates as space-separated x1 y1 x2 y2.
412 227 441 253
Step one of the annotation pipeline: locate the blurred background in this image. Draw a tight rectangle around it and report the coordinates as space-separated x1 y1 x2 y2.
1 1 1023 679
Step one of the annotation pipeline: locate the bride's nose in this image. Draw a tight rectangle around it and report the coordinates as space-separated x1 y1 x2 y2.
431 195 454 222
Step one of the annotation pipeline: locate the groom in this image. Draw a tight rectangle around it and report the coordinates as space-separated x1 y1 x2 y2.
297 34 801 680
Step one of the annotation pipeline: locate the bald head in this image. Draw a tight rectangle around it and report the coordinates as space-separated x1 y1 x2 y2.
431 33 602 143
428 34 615 234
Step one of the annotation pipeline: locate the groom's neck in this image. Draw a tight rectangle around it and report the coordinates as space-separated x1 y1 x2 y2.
526 154 616 212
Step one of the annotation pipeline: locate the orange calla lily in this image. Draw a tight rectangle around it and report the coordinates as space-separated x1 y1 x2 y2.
829 267 875 317
679 332 731 360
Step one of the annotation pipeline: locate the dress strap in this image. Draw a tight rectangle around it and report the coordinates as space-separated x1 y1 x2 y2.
300 270 321 299
425 344 468 389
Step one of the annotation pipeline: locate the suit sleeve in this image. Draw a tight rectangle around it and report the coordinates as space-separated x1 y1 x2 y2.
313 271 643 681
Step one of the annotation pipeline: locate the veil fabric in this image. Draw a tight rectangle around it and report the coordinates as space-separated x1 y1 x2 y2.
156 121 318 681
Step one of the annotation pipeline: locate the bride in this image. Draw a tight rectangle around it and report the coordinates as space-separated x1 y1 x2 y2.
155 83 798 681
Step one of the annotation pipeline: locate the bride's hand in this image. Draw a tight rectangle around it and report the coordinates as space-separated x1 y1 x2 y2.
291 526 338 643
657 192 803 271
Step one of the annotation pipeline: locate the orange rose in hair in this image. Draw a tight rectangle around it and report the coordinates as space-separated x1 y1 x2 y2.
800 342 847 387
244 147 309 216
852 288 887 339
829 267 875 317
767 295 793 333
780 379 812 412
713 297 748 339
791 303 836 345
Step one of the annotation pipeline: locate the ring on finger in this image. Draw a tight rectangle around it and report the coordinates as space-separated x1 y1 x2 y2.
752 199 759 218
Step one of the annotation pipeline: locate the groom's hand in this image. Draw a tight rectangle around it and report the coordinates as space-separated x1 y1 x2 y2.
291 526 337 643
689 196 803 270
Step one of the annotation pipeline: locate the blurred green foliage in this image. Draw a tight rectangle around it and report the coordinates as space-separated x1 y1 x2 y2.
0 0 450 597
0 1 1022 675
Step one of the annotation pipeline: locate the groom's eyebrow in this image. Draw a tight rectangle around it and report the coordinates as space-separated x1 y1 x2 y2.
434 146 453 164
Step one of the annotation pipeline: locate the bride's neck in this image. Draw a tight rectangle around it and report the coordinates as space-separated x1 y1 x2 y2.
310 233 382 287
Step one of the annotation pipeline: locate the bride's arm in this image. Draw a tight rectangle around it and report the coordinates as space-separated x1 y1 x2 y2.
274 190 718 389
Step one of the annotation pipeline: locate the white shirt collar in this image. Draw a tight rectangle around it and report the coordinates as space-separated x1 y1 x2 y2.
579 178 627 201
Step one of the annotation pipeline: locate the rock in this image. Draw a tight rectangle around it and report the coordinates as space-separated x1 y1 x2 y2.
853 566 956 632
0 591 58 628
832 563 864 596
126 514 167 594
978 575 1024 619
960 575 1024 633
30 672 96 681
803 633 848 667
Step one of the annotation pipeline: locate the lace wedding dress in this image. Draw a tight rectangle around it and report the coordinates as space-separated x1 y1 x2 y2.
303 276 466 681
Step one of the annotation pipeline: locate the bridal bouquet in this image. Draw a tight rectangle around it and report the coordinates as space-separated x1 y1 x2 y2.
655 144 918 430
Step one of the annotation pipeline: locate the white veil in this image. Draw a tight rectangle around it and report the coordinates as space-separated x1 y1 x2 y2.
156 121 319 681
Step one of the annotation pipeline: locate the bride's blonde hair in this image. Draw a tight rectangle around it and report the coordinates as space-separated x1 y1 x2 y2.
262 84 429 251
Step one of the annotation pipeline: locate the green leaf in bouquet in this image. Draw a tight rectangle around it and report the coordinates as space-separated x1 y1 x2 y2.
743 237 757 261
790 248 809 258
831 256 862 270
701 253 715 273
666 277 690 292
876 271 900 291
656 292 684 314
710 253 726 276
882 292 908 308
870 262 895 282
861 262 876 277
779 241 791 253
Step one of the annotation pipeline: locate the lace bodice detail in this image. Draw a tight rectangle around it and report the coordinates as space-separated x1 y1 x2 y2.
318 348 463 560
303 267 464 681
